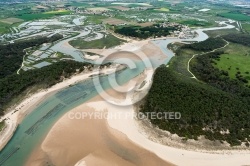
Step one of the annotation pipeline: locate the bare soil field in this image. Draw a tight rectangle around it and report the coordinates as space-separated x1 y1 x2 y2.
0 18 23 24
102 18 128 25
109 6 130 11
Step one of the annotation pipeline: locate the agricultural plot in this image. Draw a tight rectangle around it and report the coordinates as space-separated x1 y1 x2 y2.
242 23 250 33
102 18 128 25
0 22 10 34
0 18 23 24
85 15 108 24
17 10 71 21
87 7 111 12
67 2 91 7
109 6 130 11
214 43 250 84
218 12 250 21
111 3 152 6
154 7 169 12
177 19 212 27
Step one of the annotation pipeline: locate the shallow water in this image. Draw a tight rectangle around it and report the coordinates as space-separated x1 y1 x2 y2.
0 62 146 166
0 23 235 165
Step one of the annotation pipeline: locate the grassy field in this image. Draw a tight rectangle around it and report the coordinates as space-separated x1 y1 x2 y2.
85 15 108 24
43 10 69 14
69 34 125 49
177 20 213 27
242 23 250 33
17 10 71 21
154 7 169 12
214 43 250 84
87 7 111 12
67 2 91 7
204 28 240 37
0 17 23 24
218 12 250 21
0 22 10 34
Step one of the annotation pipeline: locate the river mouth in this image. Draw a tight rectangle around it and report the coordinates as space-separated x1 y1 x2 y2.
0 60 147 166
0 22 235 166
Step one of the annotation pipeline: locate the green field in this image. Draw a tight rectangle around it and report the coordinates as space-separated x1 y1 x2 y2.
69 34 125 49
205 28 240 37
67 2 91 7
44 10 69 14
85 15 108 24
218 12 250 21
0 22 10 34
154 7 169 12
178 20 213 27
16 10 71 21
242 23 250 33
214 43 250 84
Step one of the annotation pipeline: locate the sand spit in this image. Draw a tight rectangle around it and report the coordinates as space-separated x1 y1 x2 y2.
26 103 173 166
26 68 250 166
0 67 120 151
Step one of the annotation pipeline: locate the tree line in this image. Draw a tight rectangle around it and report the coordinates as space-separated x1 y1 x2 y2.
140 65 250 146
114 24 179 39
0 61 94 116
182 37 226 51
222 34 250 47
0 34 63 79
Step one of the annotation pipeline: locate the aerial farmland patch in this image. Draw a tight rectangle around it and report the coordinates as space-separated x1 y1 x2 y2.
0 17 23 24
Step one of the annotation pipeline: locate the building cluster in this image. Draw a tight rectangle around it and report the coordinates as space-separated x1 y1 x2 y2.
177 26 196 39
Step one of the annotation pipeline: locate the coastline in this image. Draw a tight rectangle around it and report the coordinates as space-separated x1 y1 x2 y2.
2 20 248 165
25 68 250 166
25 70 175 166
0 66 120 151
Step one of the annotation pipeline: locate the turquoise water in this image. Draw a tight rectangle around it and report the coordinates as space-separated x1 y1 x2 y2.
0 61 146 166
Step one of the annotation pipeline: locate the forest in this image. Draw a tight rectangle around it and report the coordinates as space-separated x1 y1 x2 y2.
114 24 179 39
0 61 93 115
222 34 250 47
140 65 250 146
182 37 226 51
0 34 63 79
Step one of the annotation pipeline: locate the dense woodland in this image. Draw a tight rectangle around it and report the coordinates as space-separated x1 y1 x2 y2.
114 24 178 39
140 65 250 146
0 61 94 115
182 37 226 51
140 36 250 146
0 34 63 79
222 34 250 46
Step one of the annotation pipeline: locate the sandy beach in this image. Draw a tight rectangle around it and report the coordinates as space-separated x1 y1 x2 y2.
0 66 120 151
25 71 174 166
26 71 250 166
2 37 250 166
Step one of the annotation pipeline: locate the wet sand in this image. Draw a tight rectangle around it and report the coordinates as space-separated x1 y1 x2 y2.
26 90 173 166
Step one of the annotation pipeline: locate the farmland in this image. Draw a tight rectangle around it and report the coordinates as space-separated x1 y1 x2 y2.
242 23 250 33
17 10 71 21
214 43 250 84
177 20 213 27
0 18 23 24
218 12 250 21
154 7 169 12
0 22 10 34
